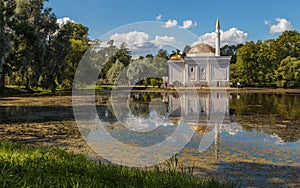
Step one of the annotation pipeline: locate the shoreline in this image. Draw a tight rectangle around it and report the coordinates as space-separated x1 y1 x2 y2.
2 87 300 98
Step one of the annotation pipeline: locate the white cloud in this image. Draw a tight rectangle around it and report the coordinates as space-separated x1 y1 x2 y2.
164 19 178 28
109 31 176 57
151 36 176 48
194 28 248 47
265 18 292 34
56 17 75 26
182 20 197 29
163 19 197 29
110 31 176 49
156 14 162 21
110 31 150 48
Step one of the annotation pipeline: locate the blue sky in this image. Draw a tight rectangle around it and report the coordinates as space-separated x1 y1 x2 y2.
46 0 300 55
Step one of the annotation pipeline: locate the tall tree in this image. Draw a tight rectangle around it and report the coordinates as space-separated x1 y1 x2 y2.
235 41 260 86
106 59 125 84
153 56 168 78
41 22 73 92
255 39 278 86
12 0 58 90
62 23 89 89
127 59 156 84
156 49 168 60
277 56 300 88
221 44 243 64
0 0 15 89
99 42 131 81
70 22 89 43
275 30 300 60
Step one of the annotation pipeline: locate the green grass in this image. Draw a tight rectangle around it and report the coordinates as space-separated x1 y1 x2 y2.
0 141 234 188
0 85 53 97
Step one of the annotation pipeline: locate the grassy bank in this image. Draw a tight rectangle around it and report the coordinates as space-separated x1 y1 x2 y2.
0 85 29 96
0 85 53 97
0 141 233 188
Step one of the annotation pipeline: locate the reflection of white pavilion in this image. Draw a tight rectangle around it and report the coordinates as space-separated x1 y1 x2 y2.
168 92 230 128
168 19 231 87
168 92 231 158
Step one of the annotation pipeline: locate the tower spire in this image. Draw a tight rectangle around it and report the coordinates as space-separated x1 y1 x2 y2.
215 18 221 56
216 17 220 30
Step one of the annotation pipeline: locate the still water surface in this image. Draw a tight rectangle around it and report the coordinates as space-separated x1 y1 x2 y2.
84 91 300 187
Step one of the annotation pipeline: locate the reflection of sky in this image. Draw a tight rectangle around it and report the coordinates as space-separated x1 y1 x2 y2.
95 108 300 152
219 129 300 165
124 110 174 132
221 124 300 151
88 92 300 167
93 93 300 151
220 123 243 135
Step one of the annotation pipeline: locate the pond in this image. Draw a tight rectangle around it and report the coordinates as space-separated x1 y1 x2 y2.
77 91 300 187
0 92 299 187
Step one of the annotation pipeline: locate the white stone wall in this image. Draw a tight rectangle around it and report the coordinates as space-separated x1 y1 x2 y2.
169 62 184 85
168 56 231 87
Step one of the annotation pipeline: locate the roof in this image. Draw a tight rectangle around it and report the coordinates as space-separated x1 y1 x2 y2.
187 43 215 56
170 54 184 60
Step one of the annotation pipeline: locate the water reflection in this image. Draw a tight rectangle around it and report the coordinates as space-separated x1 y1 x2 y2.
89 92 300 150
84 91 300 167
78 91 232 166
230 93 300 143
84 92 239 163
1 92 298 186
93 92 229 141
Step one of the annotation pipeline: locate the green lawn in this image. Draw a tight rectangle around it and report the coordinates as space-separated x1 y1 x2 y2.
0 141 234 188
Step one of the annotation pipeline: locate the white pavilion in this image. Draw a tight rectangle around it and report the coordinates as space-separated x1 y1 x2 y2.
168 19 231 88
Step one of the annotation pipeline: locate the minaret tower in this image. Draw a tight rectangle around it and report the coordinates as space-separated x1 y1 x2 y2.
215 18 221 56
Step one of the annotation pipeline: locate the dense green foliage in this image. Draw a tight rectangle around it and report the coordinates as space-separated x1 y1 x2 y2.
0 0 91 92
0 141 233 188
230 31 300 88
0 0 15 90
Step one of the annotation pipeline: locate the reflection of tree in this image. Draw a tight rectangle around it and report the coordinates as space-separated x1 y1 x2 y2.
128 98 149 118
128 93 164 118
230 93 300 142
95 95 117 122
171 92 180 99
